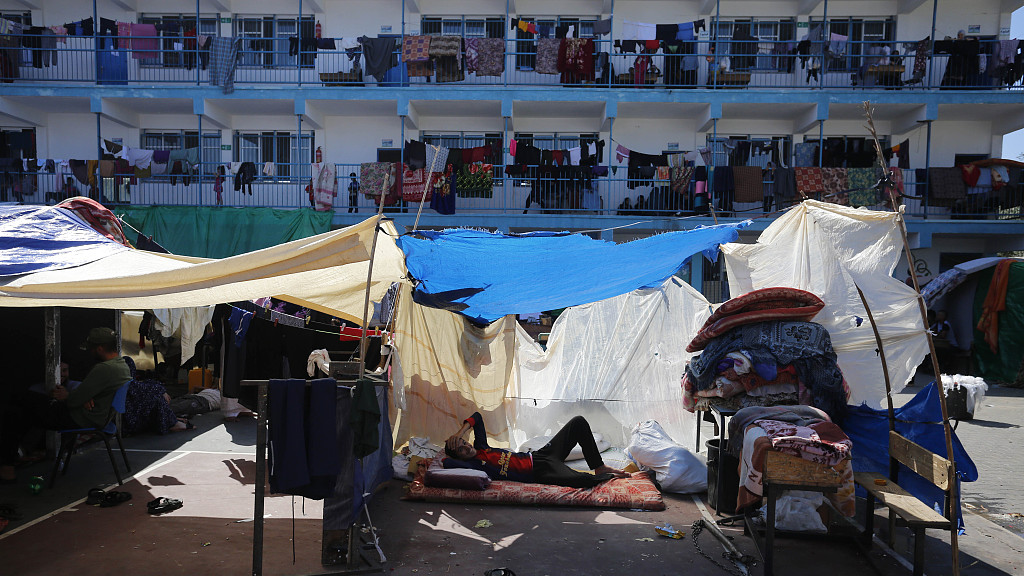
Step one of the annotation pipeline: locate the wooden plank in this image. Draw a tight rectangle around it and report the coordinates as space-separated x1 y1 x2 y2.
855 472 951 529
889 431 951 491
764 450 844 488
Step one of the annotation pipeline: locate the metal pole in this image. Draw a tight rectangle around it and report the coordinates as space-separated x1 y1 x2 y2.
297 114 303 207
506 0 510 87
93 0 98 84
713 0 720 89
819 0 827 90
709 118 718 223
924 120 932 219
96 113 102 196
400 115 406 213
503 115 508 213
198 113 203 206
609 0 615 88
298 0 303 87
818 119 824 167
196 0 200 85
402 0 406 38
928 0 938 88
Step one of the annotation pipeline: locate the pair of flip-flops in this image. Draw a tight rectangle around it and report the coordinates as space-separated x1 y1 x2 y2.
86 488 132 507
147 497 183 515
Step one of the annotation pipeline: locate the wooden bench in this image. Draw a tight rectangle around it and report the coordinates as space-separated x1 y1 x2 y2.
709 71 751 88
866 64 905 87
319 71 364 86
854 431 952 576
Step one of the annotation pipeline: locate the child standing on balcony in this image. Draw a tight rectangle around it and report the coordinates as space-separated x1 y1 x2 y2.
214 165 225 206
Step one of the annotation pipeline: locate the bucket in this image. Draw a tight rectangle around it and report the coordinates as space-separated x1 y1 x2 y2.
705 438 740 514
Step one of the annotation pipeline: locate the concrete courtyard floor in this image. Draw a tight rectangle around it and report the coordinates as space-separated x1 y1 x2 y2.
0 378 1020 576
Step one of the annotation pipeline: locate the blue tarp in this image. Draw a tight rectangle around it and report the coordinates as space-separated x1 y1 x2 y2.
396 223 748 323
0 205 127 277
844 383 978 533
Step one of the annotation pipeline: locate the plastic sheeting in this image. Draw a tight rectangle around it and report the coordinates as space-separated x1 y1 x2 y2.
721 201 929 408
511 277 711 450
391 283 519 448
117 206 333 258
971 261 1024 382
397 223 746 323
843 383 977 532
0 205 129 276
0 217 407 325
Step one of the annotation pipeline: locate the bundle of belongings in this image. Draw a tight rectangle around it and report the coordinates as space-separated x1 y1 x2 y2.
727 405 856 526
681 287 850 420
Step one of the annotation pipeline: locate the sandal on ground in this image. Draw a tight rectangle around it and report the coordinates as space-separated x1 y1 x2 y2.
99 491 132 507
147 497 183 515
86 488 106 506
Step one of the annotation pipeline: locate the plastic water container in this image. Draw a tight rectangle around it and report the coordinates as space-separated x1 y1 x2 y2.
188 368 213 394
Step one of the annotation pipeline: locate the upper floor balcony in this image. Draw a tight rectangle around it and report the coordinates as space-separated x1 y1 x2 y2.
1 31 1020 93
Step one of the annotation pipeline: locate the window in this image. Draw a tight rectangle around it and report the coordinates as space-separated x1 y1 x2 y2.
706 135 791 168
801 135 888 168
138 14 219 68
514 132 599 152
515 16 598 69
234 15 315 68
811 17 896 71
1 12 31 66
714 19 795 72
0 127 36 159
421 132 504 176
421 16 504 39
141 130 221 177
232 131 314 180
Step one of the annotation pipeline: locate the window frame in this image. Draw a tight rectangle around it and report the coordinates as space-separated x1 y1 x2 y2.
800 134 890 168
705 135 792 168
420 16 505 39
231 130 315 181
137 13 220 69
140 129 222 179
233 14 316 69
713 18 796 73
421 131 504 177
514 16 599 70
809 16 897 72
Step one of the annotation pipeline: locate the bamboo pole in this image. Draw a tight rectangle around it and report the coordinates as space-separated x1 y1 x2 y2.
412 144 443 233
357 171 392 377
862 101 960 576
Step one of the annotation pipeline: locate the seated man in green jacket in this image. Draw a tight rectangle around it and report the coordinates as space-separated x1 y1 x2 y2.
0 327 131 482
444 412 628 488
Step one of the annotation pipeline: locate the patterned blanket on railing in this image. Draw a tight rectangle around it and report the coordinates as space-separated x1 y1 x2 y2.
469 38 505 77
536 38 561 74
360 162 396 196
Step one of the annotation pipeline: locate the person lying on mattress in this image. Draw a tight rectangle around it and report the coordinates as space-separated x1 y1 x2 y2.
444 412 628 488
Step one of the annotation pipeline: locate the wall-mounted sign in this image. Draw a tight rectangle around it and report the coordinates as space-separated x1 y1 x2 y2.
1000 27 1012 36
221 144 231 151
220 17 231 24
667 142 679 151
381 25 392 34
797 21 808 28
382 139 393 148
967 25 981 34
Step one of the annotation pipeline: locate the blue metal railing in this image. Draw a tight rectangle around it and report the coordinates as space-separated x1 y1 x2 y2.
8 161 1022 221
1 34 1020 91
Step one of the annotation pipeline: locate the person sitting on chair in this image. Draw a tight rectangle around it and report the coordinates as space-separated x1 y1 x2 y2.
0 327 131 482
444 412 628 488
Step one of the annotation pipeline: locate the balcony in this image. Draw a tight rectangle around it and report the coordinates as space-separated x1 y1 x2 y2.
10 161 1022 222
2 34 1021 92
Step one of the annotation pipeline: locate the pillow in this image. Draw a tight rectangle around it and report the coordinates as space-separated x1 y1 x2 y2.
425 459 492 490
686 287 825 352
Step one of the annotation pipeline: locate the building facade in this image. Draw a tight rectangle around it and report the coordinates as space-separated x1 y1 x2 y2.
1 0 1023 290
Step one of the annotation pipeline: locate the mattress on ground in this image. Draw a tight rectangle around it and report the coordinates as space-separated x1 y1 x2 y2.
404 457 665 510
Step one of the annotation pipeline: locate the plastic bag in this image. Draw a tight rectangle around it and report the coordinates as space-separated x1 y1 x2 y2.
760 490 827 533
625 420 707 493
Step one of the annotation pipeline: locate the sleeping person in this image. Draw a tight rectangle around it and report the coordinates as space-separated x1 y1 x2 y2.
444 412 628 488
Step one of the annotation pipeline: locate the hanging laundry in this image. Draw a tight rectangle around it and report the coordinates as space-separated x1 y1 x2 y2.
210 37 241 94
535 38 561 74
130 23 159 59
622 20 657 41
615 144 631 163
593 19 612 36
311 162 336 211
263 161 275 177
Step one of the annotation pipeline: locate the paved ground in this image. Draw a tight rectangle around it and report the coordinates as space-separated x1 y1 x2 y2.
0 380 1020 575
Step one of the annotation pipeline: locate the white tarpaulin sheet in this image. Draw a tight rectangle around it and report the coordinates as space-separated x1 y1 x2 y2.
0 217 406 324
510 277 711 450
721 200 929 407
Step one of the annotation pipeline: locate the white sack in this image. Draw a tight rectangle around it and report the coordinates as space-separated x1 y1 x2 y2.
760 490 827 533
625 420 707 494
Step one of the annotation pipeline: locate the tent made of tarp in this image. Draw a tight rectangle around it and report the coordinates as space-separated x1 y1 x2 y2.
923 257 1024 383
0 206 406 324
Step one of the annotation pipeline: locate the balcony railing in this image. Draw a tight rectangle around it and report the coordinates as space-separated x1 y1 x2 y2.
9 162 1022 221
1 34 1020 91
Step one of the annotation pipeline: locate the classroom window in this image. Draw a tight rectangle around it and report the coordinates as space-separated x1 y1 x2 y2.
141 130 221 177
232 131 314 180
137 14 219 68
705 135 792 167
810 17 896 72
234 15 315 68
421 132 504 176
420 17 505 39
714 19 796 72
515 17 598 69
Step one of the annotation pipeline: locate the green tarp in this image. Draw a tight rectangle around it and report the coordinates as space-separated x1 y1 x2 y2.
115 206 333 259
972 262 1024 383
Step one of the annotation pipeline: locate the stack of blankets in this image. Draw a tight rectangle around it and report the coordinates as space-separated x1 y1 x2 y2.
681 287 850 422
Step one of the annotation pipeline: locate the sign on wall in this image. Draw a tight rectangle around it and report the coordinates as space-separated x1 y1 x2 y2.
221 144 231 151
967 25 981 34
382 139 393 148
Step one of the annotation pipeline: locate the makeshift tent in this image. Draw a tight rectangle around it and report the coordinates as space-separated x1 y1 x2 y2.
0 206 406 324
721 200 930 408
923 257 1024 383
396 223 747 323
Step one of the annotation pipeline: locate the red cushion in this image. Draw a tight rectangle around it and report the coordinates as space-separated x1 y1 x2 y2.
686 287 825 352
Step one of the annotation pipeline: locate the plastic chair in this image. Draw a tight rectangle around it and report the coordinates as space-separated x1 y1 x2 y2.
49 380 132 488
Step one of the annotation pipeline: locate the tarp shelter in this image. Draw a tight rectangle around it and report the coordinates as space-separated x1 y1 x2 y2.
922 257 1024 383
0 206 406 324
721 200 930 408
396 223 747 323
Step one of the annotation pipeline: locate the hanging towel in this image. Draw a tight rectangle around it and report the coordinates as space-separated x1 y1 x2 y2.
732 166 764 203
130 23 159 59
210 37 241 94
622 20 657 41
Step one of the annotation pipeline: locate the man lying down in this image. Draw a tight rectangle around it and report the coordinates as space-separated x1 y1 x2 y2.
444 412 629 488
